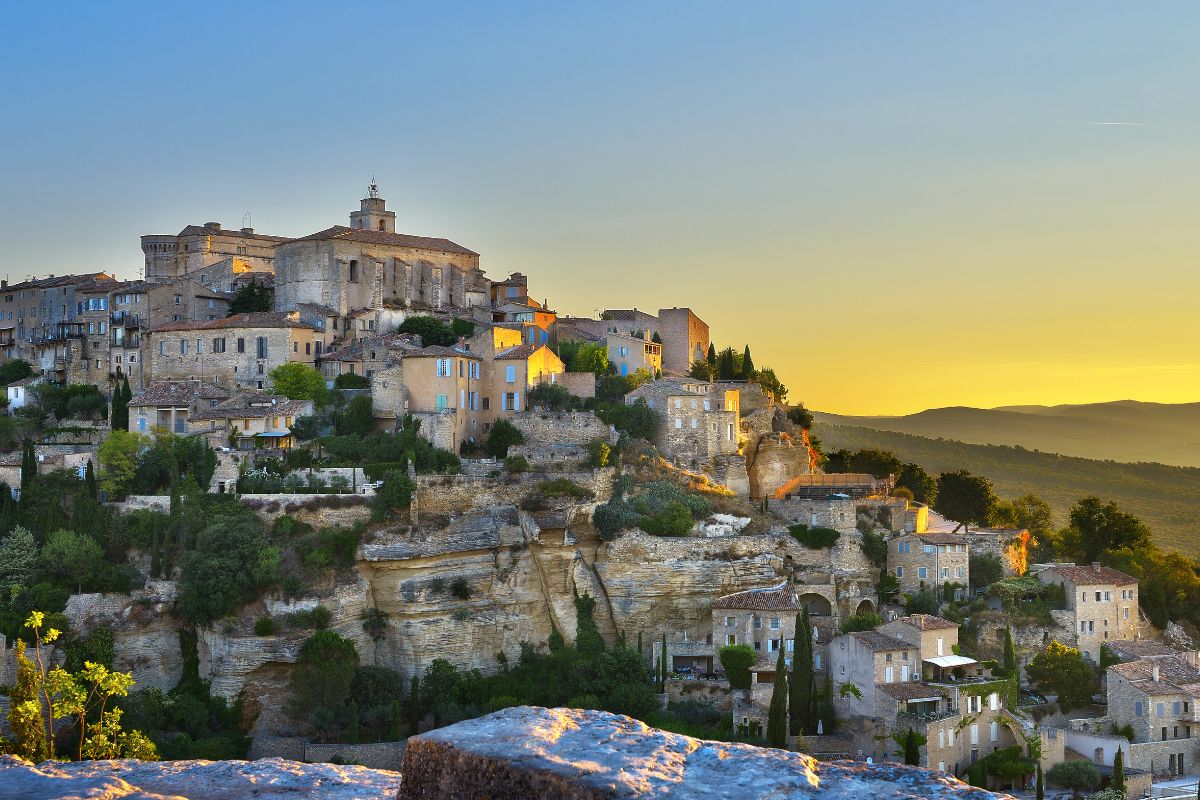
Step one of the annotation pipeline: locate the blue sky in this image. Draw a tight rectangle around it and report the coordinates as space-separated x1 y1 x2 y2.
2 3 1198 413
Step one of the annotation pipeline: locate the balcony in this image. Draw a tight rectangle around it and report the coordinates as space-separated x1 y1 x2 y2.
111 311 141 329
111 334 140 349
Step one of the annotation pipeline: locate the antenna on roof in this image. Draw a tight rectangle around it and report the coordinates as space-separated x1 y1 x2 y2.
368 177 379 199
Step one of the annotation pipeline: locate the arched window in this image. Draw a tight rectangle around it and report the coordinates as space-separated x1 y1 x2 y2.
349 260 358 283
378 220 386 231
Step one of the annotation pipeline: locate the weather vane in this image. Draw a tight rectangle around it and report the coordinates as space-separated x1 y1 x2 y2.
368 176 379 198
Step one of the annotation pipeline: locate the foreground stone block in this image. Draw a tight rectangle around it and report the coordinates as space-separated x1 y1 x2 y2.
400 705 1011 800
0 755 402 800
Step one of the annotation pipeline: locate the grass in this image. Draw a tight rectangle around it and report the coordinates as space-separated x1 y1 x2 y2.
815 422 1200 557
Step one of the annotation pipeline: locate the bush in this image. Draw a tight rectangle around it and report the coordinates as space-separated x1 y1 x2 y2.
177 512 279 626
905 589 941 616
527 383 582 411
504 455 529 473
334 373 370 390
537 478 593 500
719 644 756 690
639 501 695 537
485 420 524 458
254 616 277 636
449 578 472 600
788 525 840 549
593 501 642 540
839 612 883 633
287 605 332 630
585 439 611 469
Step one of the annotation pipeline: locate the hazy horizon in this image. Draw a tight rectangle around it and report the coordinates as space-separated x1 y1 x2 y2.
3 3 1199 415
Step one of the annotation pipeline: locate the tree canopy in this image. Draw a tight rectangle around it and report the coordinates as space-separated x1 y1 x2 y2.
1025 640 1097 712
269 363 329 407
933 469 998 527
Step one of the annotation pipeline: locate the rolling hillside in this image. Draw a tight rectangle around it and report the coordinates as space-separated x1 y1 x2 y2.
813 422 1200 557
813 401 1200 467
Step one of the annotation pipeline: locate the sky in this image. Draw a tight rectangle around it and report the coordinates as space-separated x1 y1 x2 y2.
1 2 1198 415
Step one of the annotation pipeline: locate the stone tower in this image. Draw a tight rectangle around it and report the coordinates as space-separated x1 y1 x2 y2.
349 179 397 233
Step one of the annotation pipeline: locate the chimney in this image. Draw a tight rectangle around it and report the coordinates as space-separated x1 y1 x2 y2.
1153 663 1160 683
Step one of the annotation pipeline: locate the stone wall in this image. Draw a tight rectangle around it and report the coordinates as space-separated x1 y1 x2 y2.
1128 737 1200 776
657 307 709 374
774 496 857 529
240 493 373 527
666 678 732 711
303 740 407 771
510 411 611 448
411 468 615 518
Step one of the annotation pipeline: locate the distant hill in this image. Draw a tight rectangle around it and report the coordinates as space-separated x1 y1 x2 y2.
813 401 1200 467
812 423 1200 558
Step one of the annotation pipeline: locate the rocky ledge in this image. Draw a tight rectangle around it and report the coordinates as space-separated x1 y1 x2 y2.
400 705 1012 800
0 707 1013 799
0 755 402 800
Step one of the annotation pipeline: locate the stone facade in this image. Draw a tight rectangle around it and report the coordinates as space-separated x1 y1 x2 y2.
1035 563 1139 661
657 307 710 374
626 378 740 474
142 221 285 283
606 331 662 378
887 532 969 597
1103 656 1200 775
145 312 319 391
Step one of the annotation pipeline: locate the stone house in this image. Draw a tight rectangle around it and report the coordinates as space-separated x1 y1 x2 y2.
1105 656 1200 776
832 619 1021 775
5 374 43 410
145 312 319 391
606 332 662 378
562 307 709 377
187 393 313 450
399 345 483 451
127 380 231 435
0 273 115 363
625 378 740 470
1035 563 1139 661
887 532 969 598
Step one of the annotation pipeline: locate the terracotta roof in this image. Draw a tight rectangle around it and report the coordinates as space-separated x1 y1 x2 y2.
148 312 317 333
495 343 539 360
850 631 912 652
406 345 479 360
297 303 339 317
914 533 969 545
7 375 45 388
286 225 477 255
877 682 948 701
128 380 231 407
712 581 802 612
3 272 115 292
190 394 312 421
1042 563 1138 586
1109 656 1200 697
893 615 959 632
1104 640 1180 661
175 225 290 242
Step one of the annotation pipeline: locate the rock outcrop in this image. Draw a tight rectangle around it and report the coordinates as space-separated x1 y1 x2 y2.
400 706 1012 800
0 755 402 800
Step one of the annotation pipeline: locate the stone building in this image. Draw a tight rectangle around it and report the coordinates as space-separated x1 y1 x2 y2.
887 532 969 598
187 393 313 450
1035 563 1139 661
273 185 487 321
1105 656 1200 776
141 221 286 284
0 273 114 365
657 307 709 375
127 380 231 435
625 378 740 469
832 617 1023 775
606 332 662 378
145 312 320 391
398 345 483 451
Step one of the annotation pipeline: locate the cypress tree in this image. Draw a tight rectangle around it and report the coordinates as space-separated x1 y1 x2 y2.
84 459 98 500
790 608 814 735
1003 627 1017 677
716 348 735 381
637 631 643 661
1112 748 1125 795
1035 765 1044 800
741 345 754 379
903 729 920 765
706 343 716 368
659 633 667 692
388 699 402 740
766 646 789 748
347 700 360 744
19 439 36 493
408 675 421 736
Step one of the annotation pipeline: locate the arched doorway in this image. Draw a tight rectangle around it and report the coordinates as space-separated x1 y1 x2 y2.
855 599 876 615
799 593 833 616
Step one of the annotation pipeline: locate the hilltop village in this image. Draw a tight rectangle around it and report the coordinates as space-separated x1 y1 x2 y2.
0 185 1194 798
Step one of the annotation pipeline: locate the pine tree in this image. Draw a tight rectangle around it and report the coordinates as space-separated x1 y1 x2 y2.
766 646 789 748
1035 765 1044 800
1112 748 1125 795
84 460 98 500
790 608 814 735
1003 627 1017 677
903 729 920 765
408 675 421 736
347 700 360 744
741 345 754 379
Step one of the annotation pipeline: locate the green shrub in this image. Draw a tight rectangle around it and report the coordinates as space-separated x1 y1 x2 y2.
839 612 883 633
485 420 524 458
287 605 332 630
334 373 370 390
585 439 611 469
537 478 593 500
593 501 641 540
254 616 276 636
640 501 695 537
788 525 840 549
450 578 472 600
504 455 529 473
719 644 756 690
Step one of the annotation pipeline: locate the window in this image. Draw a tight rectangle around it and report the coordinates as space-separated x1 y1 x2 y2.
1104 591 1111 601
436 358 451 377
897 541 910 554
896 566 904 578
990 721 998 741
726 634 736 646
769 617 780 629
725 616 735 627
305 342 311 355
196 338 203 354
937 637 944 656
923 544 936 554
918 567 927 580
256 337 267 358
471 362 480 379
349 260 359 282
436 394 448 411
207 299 215 309
482 397 490 411
174 295 182 306
180 339 188 355
1158 703 1166 717
814 653 821 670
1136 702 1143 716
293 342 298 353
505 365 516 383
884 666 894 683
1175 702 1182 715
1124 608 1130 620
690 418 698 429
957 567 966 578
237 337 245 353
213 338 226 353
502 392 520 411
674 418 682 429
159 341 166 355
1096 592 1103 602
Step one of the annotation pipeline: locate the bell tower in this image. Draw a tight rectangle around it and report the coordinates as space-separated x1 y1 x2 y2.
350 178 396 233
